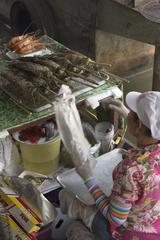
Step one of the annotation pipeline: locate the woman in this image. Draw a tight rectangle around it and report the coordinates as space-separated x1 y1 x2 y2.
59 91 160 240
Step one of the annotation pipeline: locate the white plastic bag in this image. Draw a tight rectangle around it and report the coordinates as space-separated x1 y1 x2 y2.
55 85 90 167
0 130 22 176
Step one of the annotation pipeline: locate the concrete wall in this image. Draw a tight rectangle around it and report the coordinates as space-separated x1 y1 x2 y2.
1 0 154 77
115 0 144 7
95 30 154 76
115 0 133 6
95 0 155 76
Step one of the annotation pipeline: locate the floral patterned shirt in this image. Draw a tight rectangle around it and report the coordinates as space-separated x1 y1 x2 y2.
85 143 160 240
111 143 160 239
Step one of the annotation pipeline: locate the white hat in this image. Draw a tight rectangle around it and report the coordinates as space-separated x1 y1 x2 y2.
125 91 160 140
137 0 160 23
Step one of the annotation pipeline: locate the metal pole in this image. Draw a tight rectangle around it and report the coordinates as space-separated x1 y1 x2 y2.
153 44 160 91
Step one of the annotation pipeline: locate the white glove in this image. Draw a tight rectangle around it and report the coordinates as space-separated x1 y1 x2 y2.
75 158 95 181
55 85 90 167
59 189 97 230
101 97 129 118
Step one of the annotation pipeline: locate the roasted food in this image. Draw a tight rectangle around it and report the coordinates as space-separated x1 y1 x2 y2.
0 47 116 112
0 69 56 108
8 33 46 54
9 60 53 79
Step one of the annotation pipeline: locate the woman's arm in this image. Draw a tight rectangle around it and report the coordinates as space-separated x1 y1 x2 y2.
82 160 139 228
85 177 132 227
101 97 129 118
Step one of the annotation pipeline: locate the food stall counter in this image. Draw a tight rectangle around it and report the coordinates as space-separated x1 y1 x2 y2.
0 35 124 133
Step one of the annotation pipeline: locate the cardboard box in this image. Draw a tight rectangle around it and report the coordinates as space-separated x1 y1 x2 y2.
9 215 30 240
0 179 42 238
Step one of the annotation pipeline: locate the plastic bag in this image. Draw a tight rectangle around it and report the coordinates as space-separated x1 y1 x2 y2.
0 130 22 176
82 122 101 158
55 85 90 167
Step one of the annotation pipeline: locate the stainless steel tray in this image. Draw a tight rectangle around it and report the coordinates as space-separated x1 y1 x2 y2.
56 148 123 206
0 85 55 112
1 35 107 112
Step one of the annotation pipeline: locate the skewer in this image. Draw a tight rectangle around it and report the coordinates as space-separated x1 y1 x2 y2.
47 56 108 85
70 77 97 88
49 56 107 83
9 97 32 116
77 66 105 81
38 92 54 106
67 70 99 86
22 23 34 35
62 60 103 81
96 72 111 82
47 88 58 95
52 74 74 89
50 56 109 84
95 62 112 68
104 72 130 83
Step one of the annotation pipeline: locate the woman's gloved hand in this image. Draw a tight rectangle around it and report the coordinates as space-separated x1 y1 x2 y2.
59 189 97 229
101 97 129 118
55 85 90 167
76 158 94 181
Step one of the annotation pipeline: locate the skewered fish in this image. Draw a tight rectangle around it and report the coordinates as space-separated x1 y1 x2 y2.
0 70 55 106
0 44 121 112
9 61 53 79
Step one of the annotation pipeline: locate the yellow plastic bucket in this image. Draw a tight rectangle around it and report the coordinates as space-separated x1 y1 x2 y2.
16 136 61 174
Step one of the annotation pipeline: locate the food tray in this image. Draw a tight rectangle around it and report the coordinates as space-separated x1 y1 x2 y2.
19 171 60 194
0 83 56 112
0 75 105 112
56 148 123 205
6 48 52 60
6 35 54 60
1 35 109 112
